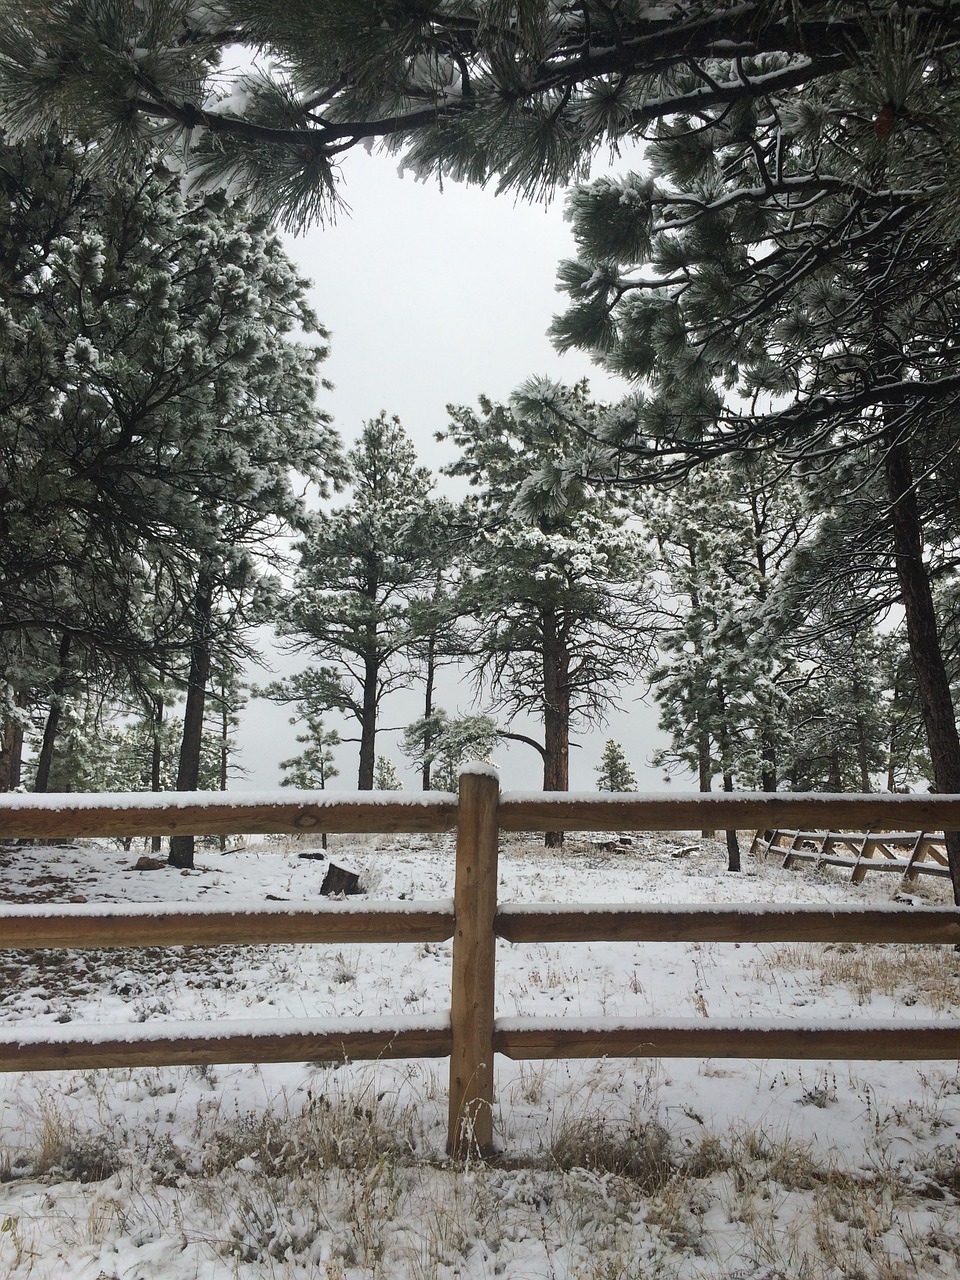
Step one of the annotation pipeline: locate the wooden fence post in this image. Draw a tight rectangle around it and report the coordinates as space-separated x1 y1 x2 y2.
447 766 500 1158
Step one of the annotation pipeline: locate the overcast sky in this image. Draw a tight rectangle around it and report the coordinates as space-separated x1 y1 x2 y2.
234 149 672 793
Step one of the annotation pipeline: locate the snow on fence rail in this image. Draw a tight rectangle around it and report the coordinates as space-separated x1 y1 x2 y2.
0 776 958 1158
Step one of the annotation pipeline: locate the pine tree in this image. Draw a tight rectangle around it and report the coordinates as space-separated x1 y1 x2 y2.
595 741 637 792
642 458 808 800
275 415 444 789
29 699 222 796
782 629 889 793
401 710 499 792
550 26 960 899
0 134 342 863
3 5 958 231
280 715 340 792
278 701 340 849
373 756 403 791
443 380 654 844
404 500 473 790
0 138 338 662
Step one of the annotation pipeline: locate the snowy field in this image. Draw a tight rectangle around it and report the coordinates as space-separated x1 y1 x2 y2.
0 831 957 1280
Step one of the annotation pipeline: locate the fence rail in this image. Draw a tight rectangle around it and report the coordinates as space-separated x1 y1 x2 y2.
1 776 958 1157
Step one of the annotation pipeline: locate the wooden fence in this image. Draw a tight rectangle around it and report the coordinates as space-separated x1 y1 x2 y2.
1 776 959 1157
752 828 951 885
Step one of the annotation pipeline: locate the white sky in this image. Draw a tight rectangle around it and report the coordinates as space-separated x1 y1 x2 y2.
235 149 671 793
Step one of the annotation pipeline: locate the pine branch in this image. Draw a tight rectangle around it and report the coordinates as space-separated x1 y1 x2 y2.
499 730 547 760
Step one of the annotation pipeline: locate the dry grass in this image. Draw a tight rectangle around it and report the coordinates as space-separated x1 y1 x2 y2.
0 1064 958 1279
751 939 960 1009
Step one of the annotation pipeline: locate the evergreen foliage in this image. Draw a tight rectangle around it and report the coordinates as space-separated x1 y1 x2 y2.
0 133 340 866
643 458 808 794
781 627 890 793
0 138 338 658
3 4 959 230
279 714 340 791
401 710 499 792
274 415 448 789
545 20 960 895
28 698 228 795
373 755 403 791
443 380 654 841
595 740 637 792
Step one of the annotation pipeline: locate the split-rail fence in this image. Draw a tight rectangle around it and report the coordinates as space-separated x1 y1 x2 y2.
752 827 951 885
1 775 958 1157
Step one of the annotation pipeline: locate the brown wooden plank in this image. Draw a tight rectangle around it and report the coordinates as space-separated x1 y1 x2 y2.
0 1021 452 1072
768 830 799 848
494 904 960 945
909 863 951 878
747 829 769 856
834 837 869 854
904 831 930 885
0 794 459 840
497 794 960 833
493 1020 960 1062
448 770 499 1157
920 841 949 866
0 904 455 949
782 848 818 866
794 833 923 846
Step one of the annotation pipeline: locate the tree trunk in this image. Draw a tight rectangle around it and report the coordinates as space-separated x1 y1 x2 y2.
150 691 163 854
357 647 378 790
219 687 229 852
759 729 778 793
169 571 214 870
542 605 570 848
0 690 26 792
883 432 960 902
688 536 716 836
697 724 715 838
421 632 436 791
33 633 71 793
855 713 872 793
33 703 62 794
751 495 779 797
715 680 740 871
723 769 741 872
885 670 901 792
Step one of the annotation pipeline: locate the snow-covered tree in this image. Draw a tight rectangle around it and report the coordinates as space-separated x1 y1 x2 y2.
275 415 444 789
643 459 809 799
595 740 637 793
404 500 474 790
278 698 340 850
29 698 223 796
550 25 960 899
280 716 340 792
1 138 337 658
0 135 341 863
373 756 403 791
3 4 958 231
781 627 889 793
401 710 499 793
444 380 654 844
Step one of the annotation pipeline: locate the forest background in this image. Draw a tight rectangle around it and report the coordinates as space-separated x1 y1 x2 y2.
1 1 956 884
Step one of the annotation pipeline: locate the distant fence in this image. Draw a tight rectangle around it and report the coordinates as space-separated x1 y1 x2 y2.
753 828 951 885
0 778 958 1157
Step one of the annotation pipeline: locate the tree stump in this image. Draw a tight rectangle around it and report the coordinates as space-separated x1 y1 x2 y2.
320 861 362 896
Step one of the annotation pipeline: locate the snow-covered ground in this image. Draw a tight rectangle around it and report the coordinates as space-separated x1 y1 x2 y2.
0 831 957 1279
